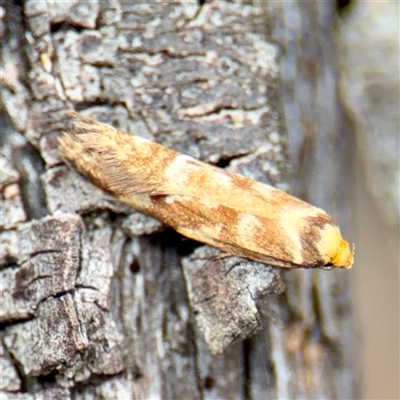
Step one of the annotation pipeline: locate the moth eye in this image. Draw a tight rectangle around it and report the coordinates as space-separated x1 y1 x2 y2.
321 262 334 271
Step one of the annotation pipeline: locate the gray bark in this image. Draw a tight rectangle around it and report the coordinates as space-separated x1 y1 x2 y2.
1 1 355 399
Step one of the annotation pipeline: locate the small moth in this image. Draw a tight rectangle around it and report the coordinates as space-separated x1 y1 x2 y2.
58 112 354 270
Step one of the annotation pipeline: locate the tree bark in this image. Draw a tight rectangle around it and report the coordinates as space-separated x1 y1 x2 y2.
1 1 355 399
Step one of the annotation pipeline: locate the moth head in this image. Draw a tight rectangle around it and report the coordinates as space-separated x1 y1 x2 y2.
318 224 354 269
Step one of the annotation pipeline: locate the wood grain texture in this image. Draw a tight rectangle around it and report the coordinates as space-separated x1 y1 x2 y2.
0 0 355 398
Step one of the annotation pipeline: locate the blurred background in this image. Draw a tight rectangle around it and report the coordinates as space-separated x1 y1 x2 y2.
338 2 399 399
353 150 399 399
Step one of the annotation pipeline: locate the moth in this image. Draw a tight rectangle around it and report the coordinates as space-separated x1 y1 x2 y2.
58 112 354 270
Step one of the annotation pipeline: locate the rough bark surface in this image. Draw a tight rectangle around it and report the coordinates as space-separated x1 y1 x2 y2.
1 0 355 399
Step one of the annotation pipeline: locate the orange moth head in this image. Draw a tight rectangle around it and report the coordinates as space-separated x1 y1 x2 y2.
317 224 354 269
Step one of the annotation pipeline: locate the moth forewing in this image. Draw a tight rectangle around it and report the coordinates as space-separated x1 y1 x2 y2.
58 112 354 270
